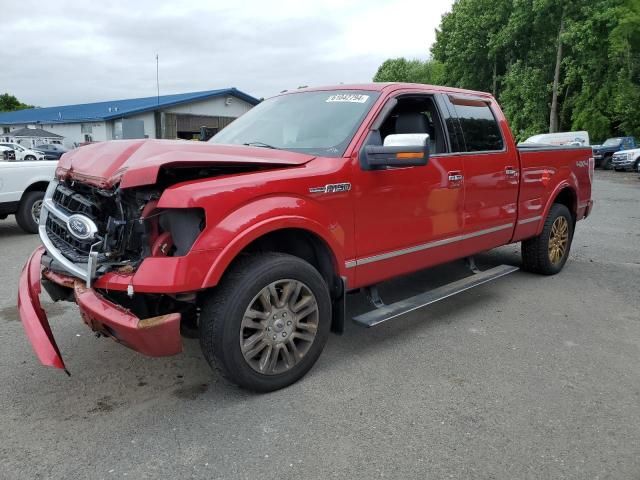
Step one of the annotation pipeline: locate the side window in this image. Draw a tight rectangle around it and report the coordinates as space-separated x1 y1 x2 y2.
450 98 504 152
374 95 448 154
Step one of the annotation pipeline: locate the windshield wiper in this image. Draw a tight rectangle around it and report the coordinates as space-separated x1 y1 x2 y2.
243 141 278 149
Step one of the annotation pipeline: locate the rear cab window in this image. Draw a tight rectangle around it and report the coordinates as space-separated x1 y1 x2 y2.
446 96 504 152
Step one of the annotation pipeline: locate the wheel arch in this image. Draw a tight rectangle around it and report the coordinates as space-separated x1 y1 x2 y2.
201 221 348 334
201 218 347 292
21 181 50 200
551 185 577 221
534 183 578 237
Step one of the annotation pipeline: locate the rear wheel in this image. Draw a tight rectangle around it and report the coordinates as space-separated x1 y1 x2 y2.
15 190 44 234
199 253 331 392
521 204 574 275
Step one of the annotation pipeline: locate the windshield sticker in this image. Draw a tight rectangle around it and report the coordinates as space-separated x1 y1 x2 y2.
326 94 370 103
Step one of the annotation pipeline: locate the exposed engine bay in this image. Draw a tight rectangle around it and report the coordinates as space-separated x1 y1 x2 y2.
44 180 204 270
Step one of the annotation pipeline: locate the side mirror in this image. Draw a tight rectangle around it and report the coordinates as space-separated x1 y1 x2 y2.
360 133 430 170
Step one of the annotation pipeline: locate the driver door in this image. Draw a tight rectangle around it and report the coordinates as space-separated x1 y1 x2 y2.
351 92 465 286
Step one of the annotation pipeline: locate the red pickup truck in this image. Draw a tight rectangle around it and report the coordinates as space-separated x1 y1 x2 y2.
18 83 594 391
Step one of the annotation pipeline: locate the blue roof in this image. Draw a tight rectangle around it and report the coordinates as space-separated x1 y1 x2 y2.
0 88 260 125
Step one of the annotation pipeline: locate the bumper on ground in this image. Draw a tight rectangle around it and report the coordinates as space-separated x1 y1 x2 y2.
18 247 65 370
18 247 183 370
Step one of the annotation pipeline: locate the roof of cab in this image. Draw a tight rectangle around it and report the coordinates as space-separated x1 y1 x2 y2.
275 83 494 99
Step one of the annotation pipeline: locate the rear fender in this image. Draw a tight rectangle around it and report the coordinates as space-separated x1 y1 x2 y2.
536 180 578 235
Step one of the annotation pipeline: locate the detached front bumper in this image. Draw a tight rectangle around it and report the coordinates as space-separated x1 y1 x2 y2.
18 247 66 370
18 247 183 371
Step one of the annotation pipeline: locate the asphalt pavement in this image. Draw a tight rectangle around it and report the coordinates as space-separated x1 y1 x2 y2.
1 170 639 479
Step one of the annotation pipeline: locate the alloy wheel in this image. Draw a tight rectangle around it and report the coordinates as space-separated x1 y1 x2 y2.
31 199 43 225
240 279 319 375
548 216 569 264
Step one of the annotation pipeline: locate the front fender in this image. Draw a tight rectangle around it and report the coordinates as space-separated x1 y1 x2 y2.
195 195 350 288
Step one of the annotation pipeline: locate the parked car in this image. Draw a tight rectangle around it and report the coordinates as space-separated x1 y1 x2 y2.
18 83 593 392
523 131 590 146
0 146 16 161
592 137 637 169
612 147 640 172
33 143 69 160
0 157 57 232
0 142 45 161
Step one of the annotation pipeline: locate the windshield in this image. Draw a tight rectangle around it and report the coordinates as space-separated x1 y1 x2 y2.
603 138 622 146
209 90 379 157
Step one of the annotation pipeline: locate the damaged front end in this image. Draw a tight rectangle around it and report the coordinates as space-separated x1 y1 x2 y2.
19 178 206 370
40 179 205 286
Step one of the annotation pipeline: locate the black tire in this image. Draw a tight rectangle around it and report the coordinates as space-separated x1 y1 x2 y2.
24 155 36 161
521 204 574 275
601 155 613 170
15 190 44 234
199 253 331 392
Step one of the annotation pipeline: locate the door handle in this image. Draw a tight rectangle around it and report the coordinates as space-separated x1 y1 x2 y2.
448 172 464 182
505 166 518 177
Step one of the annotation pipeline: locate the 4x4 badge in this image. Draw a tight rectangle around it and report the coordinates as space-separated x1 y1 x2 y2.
309 183 351 194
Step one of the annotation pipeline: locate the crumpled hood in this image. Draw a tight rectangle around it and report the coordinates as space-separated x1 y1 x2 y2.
56 139 315 188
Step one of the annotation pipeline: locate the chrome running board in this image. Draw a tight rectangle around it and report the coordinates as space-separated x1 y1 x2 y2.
352 264 519 328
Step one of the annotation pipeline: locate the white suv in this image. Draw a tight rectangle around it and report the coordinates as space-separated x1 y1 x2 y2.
0 142 45 161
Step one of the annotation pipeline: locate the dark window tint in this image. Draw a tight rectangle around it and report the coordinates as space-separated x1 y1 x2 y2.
453 101 503 152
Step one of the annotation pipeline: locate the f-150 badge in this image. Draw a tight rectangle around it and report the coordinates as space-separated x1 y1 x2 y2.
309 183 352 194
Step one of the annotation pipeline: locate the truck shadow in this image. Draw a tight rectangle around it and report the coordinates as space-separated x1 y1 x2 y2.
331 248 523 359
7 247 525 418
0 221 29 238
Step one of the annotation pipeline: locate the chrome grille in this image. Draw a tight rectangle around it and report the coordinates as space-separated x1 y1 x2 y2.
39 180 99 284
52 183 96 216
44 184 101 263
45 215 95 263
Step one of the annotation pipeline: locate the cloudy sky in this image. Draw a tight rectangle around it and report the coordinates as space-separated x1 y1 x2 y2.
1 0 453 107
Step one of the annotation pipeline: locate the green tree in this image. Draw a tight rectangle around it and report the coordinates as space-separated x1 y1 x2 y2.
432 0 512 95
374 0 640 141
373 58 445 85
0 93 33 112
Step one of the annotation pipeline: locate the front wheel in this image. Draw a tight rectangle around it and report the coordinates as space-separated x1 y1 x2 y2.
15 190 44 234
24 155 36 161
521 204 574 275
199 253 331 392
601 155 613 170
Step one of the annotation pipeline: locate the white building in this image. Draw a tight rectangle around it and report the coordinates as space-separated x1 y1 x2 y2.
0 88 260 148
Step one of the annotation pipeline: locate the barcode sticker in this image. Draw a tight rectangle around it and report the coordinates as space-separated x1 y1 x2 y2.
326 94 370 103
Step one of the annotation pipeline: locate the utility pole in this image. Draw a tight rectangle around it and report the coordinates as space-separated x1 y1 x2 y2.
549 17 564 133
156 54 160 105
